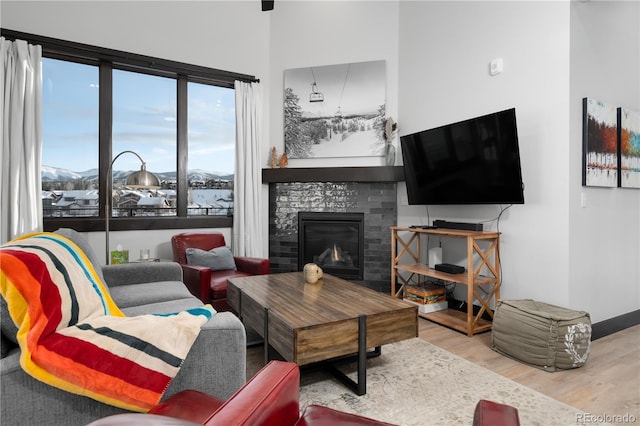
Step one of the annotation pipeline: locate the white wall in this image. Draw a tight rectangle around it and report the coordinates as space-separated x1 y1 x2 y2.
267 0 400 166
398 1 573 305
266 0 639 322
569 1 640 321
265 1 400 265
396 1 639 322
1 1 268 77
3 1 638 322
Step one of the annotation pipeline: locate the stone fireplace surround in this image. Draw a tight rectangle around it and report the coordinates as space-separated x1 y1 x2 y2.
264 166 404 293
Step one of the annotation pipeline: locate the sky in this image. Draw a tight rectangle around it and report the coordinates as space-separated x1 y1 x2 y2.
42 58 236 176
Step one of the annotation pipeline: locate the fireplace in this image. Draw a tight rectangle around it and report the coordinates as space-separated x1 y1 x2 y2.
267 179 399 293
298 212 364 280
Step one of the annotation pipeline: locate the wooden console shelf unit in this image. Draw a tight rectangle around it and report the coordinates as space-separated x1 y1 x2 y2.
391 226 501 336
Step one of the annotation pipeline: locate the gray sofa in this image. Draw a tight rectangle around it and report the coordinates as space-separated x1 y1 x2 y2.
0 228 247 426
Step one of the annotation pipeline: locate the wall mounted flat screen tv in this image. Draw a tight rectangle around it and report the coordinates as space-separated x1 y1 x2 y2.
400 108 525 205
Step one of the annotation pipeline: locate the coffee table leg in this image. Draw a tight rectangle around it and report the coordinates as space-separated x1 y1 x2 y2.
355 314 367 395
263 307 269 365
237 290 243 321
325 314 378 396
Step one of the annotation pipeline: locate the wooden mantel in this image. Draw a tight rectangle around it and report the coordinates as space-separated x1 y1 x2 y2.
262 166 405 183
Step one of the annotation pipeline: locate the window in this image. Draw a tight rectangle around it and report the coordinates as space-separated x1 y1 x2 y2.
112 69 177 218
187 82 236 216
5 29 258 232
42 58 99 218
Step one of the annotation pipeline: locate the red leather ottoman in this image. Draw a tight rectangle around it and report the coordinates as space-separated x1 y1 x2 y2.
473 399 521 426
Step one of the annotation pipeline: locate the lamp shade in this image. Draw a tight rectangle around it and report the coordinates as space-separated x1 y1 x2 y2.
125 164 160 189
105 150 160 264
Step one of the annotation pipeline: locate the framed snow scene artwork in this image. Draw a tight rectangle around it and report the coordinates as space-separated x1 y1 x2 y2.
618 107 640 188
582 98 618 187
284 60 386 159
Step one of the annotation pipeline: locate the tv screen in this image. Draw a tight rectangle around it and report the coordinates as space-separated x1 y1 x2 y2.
400 108 525 205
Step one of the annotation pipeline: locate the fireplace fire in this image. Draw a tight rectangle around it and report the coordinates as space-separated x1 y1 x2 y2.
298 212 364 281
318 243 353 267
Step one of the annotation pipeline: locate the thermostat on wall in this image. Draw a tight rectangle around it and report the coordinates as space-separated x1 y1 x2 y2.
490 58 504 75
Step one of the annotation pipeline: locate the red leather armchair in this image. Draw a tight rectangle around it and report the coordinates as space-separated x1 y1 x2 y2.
171 232 270 313
86 361 395 426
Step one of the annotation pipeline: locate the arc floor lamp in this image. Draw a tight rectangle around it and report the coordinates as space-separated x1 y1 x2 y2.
105 150 160 264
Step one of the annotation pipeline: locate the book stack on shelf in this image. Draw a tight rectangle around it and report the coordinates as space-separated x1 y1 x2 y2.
403 281 448 314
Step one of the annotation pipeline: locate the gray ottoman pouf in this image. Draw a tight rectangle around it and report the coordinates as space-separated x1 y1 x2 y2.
491 299 591 372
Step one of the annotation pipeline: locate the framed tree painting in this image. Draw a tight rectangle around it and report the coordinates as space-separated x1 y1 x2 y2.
582 98 618 187
284 60 386 159
618 107 640 188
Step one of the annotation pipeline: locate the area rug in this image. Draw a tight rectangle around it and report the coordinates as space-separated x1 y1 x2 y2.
247 338 604 426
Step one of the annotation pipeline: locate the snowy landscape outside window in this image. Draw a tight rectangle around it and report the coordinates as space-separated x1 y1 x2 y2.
41 58 236 221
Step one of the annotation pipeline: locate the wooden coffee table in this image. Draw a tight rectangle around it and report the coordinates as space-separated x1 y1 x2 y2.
227 272 418 395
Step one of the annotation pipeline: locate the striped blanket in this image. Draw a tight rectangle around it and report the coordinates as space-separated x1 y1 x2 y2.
0 232 214 412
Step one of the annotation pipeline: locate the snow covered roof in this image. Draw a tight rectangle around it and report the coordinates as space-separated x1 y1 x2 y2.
75 191 99 200
138 197 167 206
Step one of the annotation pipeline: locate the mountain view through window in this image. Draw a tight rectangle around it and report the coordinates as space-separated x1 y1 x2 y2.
42 57 235 219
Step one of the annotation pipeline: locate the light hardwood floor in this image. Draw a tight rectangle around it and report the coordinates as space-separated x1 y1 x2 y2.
418 319 640 420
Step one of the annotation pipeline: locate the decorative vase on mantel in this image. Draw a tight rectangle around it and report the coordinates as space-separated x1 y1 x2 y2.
383 117 398 166
385 142 396 166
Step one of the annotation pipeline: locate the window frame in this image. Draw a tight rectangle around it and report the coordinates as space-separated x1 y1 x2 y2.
2 28 256 232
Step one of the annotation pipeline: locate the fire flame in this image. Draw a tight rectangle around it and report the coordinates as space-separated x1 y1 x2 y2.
332 244 340 262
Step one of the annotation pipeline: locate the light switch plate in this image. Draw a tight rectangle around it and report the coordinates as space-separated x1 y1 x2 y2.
490 58 504 75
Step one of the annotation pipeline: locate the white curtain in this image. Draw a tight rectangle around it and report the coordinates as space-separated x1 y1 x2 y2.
0 38 43 244
233 80 265 257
